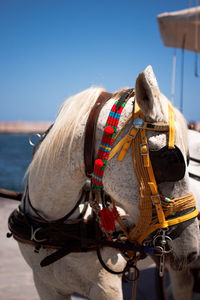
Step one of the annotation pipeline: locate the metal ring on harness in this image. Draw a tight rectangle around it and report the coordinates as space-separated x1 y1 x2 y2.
31 227 47 243
96 246 139 281
153 234 173 255
29 133 42 147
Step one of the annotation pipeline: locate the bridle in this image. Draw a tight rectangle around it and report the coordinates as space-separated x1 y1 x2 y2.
90 89 198 276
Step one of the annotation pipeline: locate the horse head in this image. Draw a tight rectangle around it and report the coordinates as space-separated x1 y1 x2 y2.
103 66 199 271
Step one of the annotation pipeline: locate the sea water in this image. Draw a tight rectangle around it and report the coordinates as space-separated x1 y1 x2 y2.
0 134 33 191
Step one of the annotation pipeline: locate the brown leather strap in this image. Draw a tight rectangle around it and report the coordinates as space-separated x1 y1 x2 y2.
84 91 112 177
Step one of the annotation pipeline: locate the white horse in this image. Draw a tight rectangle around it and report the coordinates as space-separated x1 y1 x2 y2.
16 66 199 300
166 129 200 300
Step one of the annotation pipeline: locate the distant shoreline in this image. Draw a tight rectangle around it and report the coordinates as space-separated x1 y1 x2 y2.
0 121 53 133
1 121 200 134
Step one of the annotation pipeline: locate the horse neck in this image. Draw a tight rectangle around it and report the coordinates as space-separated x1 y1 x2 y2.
28 132 87 220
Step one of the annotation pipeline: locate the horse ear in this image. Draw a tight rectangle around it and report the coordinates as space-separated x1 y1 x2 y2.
135 65 161 121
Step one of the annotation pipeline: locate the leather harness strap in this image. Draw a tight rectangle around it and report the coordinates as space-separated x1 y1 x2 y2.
84 91 112 177
8 208 144 267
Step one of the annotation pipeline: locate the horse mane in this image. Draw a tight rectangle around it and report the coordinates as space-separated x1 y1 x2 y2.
26 86 106 175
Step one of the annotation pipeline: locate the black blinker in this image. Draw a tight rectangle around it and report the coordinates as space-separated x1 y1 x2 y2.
149 146 186 183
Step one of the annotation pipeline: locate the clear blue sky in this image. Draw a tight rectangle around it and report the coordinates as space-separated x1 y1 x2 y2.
1 0 200 122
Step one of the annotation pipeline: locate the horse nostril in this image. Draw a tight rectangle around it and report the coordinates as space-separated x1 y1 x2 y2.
187 252 198 264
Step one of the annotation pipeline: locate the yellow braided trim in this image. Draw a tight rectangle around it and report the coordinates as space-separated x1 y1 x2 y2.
128 130 154 242
162 192 196 217
137 207 199 244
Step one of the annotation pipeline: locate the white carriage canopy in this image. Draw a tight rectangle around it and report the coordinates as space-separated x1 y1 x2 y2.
157 6 200 52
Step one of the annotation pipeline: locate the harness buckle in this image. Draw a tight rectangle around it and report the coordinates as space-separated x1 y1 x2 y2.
128 128 138 139
31 227 47 243
140 143 149 156
151 195 161 205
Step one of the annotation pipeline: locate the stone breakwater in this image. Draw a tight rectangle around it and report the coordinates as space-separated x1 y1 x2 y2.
0 121 52 133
